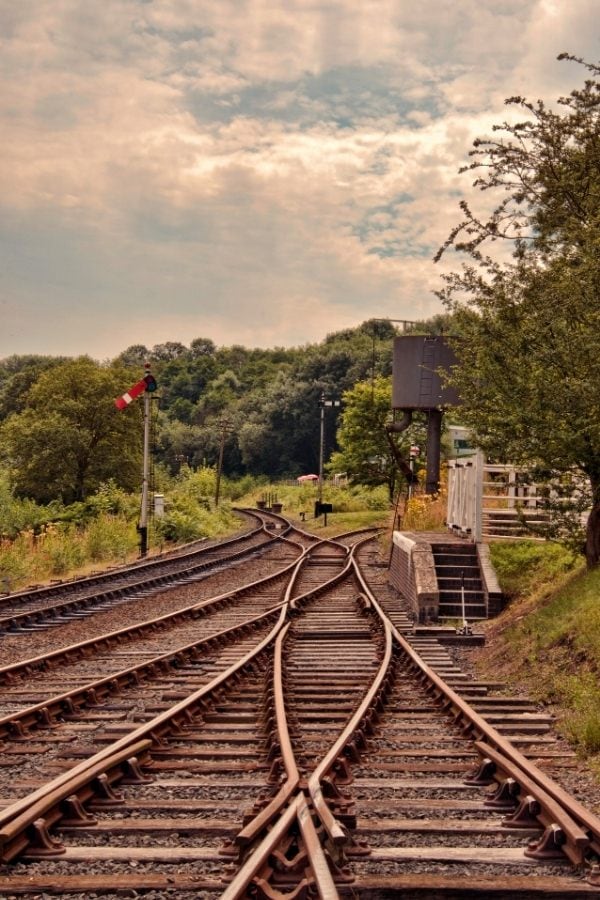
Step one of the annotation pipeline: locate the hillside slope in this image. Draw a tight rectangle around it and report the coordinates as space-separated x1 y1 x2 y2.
474 541 600 780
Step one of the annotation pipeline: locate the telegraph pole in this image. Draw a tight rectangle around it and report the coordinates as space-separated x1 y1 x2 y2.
215 418 233 507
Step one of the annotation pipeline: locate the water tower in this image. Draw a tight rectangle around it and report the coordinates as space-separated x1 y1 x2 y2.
388 335 460 493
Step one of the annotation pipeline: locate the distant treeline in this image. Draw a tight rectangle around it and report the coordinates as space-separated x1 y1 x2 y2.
0 316 450 502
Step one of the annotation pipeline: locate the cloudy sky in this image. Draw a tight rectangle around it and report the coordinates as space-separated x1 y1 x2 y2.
1 1 598 360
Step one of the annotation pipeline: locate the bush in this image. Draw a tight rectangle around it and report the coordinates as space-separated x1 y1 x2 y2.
489 540 578 599
84 514 138 561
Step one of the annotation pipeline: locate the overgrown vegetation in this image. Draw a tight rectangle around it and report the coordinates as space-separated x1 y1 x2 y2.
481 542 600 770
0 468 262 591
438 55 600 568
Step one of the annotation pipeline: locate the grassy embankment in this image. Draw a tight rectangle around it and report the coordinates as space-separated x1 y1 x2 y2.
0 469 242 591
478 541 600 778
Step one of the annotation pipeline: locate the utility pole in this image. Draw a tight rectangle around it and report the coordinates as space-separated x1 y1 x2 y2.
215 418 233 507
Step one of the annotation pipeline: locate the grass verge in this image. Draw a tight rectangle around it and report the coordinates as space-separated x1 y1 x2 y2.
476 541 600 776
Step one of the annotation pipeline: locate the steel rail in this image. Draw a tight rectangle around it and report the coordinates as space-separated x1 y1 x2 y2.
0 534 351 864
472 741 590 865
201 536 381 897
226 536 389 897
0 602 290 861
0 529 384 897
350 549 600 869
222 793 339 900
233 623 300 852
231 535 356 853
0 739 153 862
306 619 392 848
0 603 286 742
0 516 285 633
0 510 268 611
0 531 308 684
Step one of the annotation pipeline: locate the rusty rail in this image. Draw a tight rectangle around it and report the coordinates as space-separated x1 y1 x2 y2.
470 741 591 865
0 604 289 861
351 548 600 869
0 604 286 742
0 532 308 685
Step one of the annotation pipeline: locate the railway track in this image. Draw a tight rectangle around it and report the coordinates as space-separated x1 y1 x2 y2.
0 509 297 636
0 516 599 897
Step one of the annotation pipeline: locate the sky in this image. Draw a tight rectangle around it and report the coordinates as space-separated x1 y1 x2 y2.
1 1 598 360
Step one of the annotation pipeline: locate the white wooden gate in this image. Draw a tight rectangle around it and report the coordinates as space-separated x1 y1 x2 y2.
447 453 547 542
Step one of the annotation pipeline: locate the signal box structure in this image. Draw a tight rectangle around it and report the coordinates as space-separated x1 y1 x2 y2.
390 335 460 493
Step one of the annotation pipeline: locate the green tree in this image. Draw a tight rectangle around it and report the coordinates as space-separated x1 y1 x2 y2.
0 355 68 420
0 358 143 504
328 376 423 501
437 55 600 566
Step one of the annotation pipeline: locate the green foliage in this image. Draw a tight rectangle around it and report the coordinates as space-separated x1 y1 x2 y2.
83 515 138 562
0 357 143 504
0 515 139 587
489 549 600 759
328 376 425 500
155 466 238 543
0 469 52 538
83 480 138 518
438 56 600 566
490 540 579 600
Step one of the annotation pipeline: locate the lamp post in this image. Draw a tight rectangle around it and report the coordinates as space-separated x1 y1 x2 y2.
318 393 340 504
215 418 233 507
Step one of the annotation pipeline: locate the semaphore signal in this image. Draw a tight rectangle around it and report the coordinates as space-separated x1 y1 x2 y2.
114 363 158 558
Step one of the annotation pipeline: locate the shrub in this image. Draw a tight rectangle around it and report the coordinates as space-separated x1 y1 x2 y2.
84 514 138 561
489 541 578 599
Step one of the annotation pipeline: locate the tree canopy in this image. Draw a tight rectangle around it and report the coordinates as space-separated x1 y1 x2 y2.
0 358 143 504
437 55 600 566
328 376 425 500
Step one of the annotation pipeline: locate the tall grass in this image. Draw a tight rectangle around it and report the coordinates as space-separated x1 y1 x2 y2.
481 541 600 768
401 489 447 531
0 468 249 591
0 515 139 590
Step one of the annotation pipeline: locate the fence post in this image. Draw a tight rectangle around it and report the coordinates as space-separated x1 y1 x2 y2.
474 451 484 543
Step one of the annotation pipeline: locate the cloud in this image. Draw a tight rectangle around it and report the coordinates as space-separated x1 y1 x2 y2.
0 0 597 358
